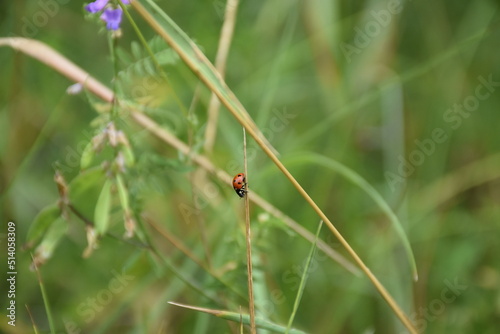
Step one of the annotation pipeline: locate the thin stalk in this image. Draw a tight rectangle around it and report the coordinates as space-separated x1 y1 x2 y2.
285 220 322 333
25 304 40 334
243 127 256 334
239 306 244 333
32 254 56 334
107 32 119 120
204 0 240 152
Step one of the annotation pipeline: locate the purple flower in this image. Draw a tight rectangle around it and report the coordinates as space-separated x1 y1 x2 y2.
85 0 109 13
85 0 131 30
101 8 123 30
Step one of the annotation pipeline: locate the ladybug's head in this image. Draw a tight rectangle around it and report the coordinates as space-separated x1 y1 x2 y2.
235 188 246 198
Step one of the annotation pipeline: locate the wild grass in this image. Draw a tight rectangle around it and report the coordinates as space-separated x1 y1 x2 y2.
1 1 499 333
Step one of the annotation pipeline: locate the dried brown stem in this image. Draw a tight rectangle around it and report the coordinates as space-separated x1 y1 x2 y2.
242 128 256 334
204 0 240 153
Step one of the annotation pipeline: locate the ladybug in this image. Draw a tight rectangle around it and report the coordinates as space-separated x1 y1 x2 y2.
232 173 247 198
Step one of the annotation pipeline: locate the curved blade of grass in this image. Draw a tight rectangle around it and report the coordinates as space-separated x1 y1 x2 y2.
168 302 307 334
286 220 322 333
284 152 418 281
128 2 417 332
31 254 56 334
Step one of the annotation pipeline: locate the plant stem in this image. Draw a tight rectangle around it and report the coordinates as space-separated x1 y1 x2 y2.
243 127 256 334
204 0 240 153
32 255 56 334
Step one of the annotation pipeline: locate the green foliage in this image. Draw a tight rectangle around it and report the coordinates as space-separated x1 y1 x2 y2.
1 0 499 333
117 36 179 79
68 167 107 220
94 178 113 236
33 218 68 265
122 144 135 167
116 174 130 212
25 203 60 249
79 141 95 170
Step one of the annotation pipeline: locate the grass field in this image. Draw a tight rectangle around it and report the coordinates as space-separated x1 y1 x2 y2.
1 0 499 333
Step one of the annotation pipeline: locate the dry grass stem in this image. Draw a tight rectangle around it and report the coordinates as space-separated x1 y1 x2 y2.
242 128 256 334
204 0 240 152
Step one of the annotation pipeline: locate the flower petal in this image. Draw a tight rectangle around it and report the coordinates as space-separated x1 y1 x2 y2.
100 8 123 30
85 0 109 13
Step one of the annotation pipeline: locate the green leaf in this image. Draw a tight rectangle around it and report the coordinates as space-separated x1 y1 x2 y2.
144 58 156 77
34 218 68 263
26 203 60 248
133 60 146 76
94 179 113 236
131 40 143 60
80 141 95 170
156 49 179 66
68 167 107 220
116 46 133 66
115 175 129 212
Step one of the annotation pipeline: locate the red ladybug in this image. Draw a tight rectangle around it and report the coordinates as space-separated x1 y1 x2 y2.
232 173 247 198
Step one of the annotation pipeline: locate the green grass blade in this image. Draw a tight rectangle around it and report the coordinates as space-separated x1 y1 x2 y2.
32 256 56 334
286 221 322 333
168 302 308 334
284 153 418 281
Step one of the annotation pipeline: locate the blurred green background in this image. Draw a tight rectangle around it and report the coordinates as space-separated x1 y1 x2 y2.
1 0 500 333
